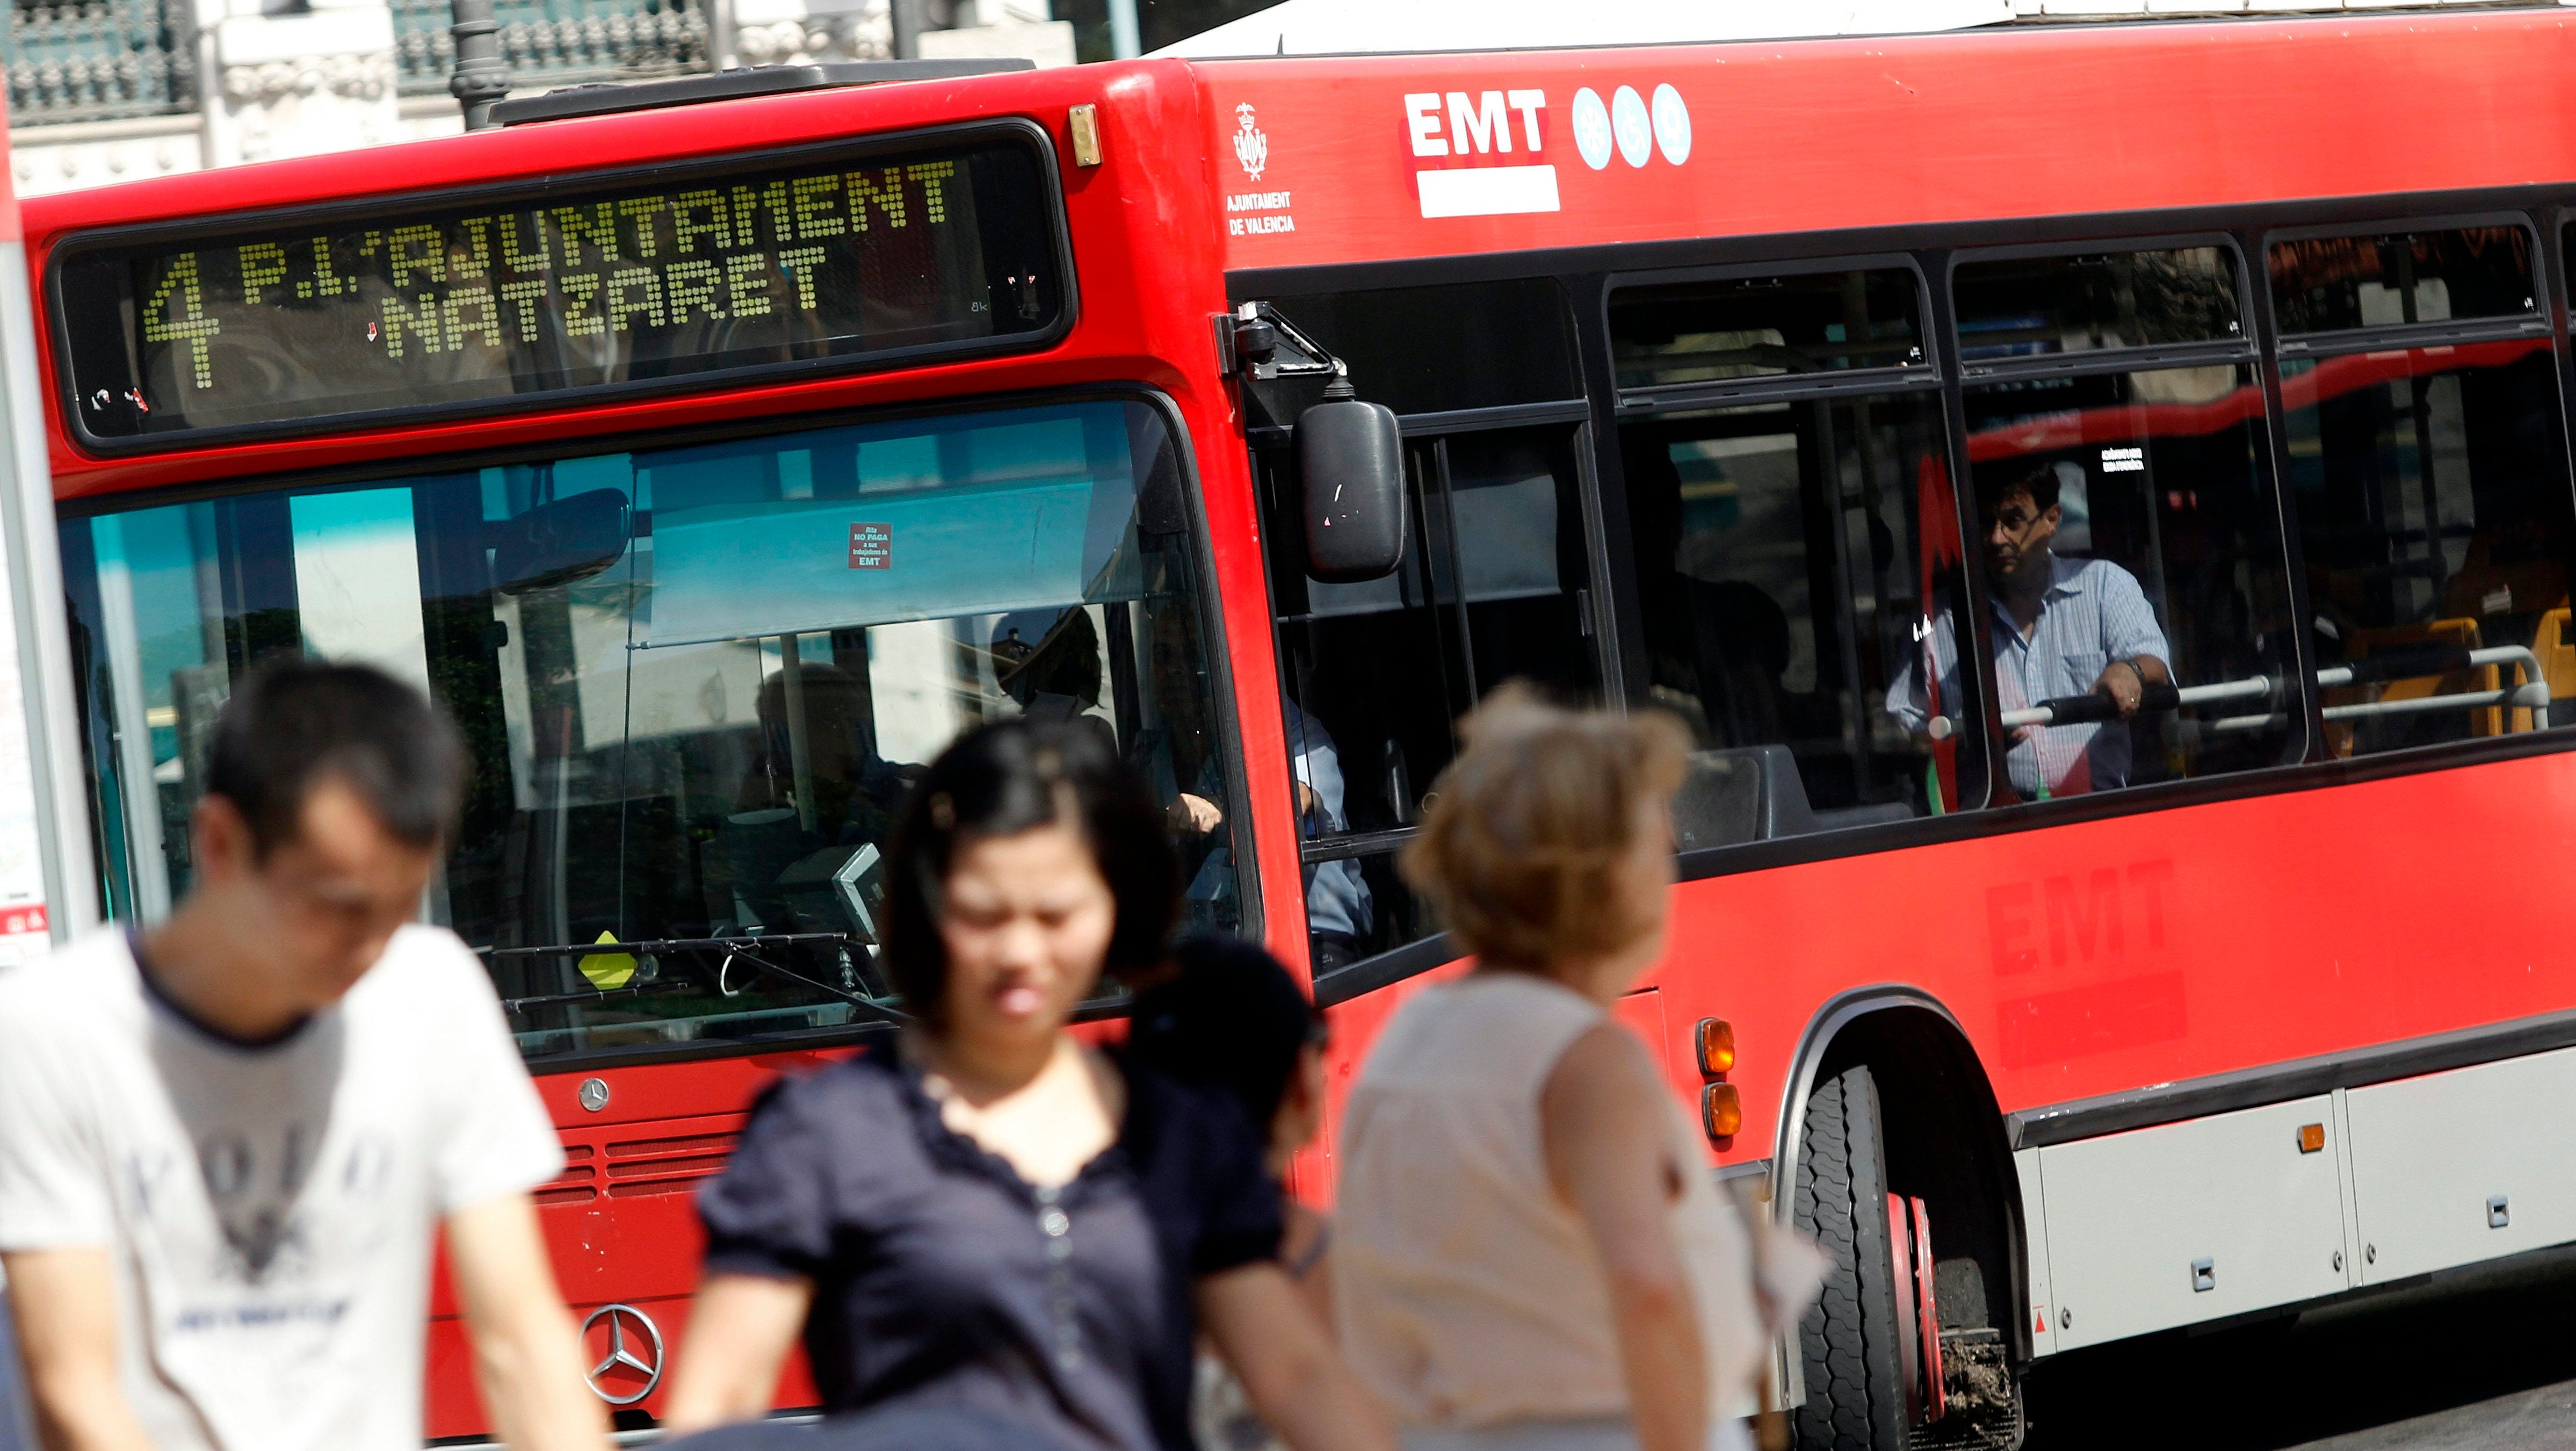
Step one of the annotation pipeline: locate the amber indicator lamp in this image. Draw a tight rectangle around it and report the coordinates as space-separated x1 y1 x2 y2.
1702 1082 1743 1140
1695 1017 1736 1077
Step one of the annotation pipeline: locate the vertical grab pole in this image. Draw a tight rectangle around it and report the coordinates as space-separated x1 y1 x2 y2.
0 103 99 950
779 634 817 834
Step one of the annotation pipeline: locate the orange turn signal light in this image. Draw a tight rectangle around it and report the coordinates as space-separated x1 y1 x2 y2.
2298 1123 2325 1154
1702 1082 1743 1140
1695 1017 1737 1078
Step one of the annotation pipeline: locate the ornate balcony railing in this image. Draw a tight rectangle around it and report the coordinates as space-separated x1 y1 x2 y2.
3 0 195 126
392 0 710 97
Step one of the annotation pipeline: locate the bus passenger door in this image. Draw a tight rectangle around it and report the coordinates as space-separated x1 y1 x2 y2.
1258 422 1609 978
1235 280 1600 983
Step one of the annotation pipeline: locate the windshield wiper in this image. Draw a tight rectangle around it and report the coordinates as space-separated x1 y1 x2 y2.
484 933 910 1026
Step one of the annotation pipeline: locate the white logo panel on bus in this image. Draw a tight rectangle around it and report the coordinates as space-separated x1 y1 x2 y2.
1400 84 1694 222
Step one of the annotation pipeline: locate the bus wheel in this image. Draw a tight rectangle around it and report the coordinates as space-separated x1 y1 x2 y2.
1791 1064 1909 1451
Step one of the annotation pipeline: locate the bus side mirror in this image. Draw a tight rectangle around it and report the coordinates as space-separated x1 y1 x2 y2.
1295 379 1406 583
493 489 631 595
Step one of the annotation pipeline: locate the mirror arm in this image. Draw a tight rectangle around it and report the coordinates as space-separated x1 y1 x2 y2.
1232 301 1345 382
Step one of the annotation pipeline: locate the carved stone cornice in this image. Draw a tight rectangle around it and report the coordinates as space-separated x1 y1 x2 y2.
731 15 891 64
220 50 394 105
10 119 203 197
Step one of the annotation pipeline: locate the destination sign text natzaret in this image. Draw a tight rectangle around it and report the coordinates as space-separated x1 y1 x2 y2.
53 131 1065 444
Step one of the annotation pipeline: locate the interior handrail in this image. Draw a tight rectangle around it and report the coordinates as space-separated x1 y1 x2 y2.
1924 644 2554 740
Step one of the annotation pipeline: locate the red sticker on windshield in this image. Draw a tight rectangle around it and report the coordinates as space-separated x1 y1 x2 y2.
849 523 891 569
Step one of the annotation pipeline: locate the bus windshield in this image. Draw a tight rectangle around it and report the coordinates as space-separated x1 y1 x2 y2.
60 396 1240 1060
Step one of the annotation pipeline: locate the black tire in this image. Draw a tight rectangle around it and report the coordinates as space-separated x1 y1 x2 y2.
1791 1064 1909 1451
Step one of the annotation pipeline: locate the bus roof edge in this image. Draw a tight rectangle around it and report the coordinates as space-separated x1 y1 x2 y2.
490 59 1037 126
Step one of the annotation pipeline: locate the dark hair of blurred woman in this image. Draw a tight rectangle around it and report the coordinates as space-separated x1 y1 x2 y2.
881 717 1176 1025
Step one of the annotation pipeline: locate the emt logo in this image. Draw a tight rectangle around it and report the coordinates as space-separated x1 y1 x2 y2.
1405 83 1692 219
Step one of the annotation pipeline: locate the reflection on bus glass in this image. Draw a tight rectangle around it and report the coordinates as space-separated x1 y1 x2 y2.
52 135 1064 442
2282 342 2576 757
58 400 1234 1061
2268 226 2536 335
1620 392 1976 832
1954 247 2241 360
1957 366 2301 797
1609 268 1924 388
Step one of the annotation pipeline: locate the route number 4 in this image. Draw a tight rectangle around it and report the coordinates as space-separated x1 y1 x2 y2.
142 251 220 389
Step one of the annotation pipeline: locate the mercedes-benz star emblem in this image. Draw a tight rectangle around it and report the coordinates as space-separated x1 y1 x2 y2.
580 1303 664 1405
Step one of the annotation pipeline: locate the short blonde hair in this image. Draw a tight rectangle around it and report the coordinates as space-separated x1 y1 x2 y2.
1400 685 1689 971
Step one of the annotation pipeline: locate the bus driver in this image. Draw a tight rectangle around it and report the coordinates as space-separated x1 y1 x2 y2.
1887 463 2173 799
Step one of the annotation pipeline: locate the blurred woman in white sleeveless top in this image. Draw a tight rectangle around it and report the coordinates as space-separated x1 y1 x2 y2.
1334 689 1821 1451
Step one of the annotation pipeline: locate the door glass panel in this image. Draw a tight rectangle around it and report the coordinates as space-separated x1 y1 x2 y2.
61 399 1240 1062
1446 433 1594 701
1262 426 1599 972
1955 246 2242 358
1620 390 1980 842
2269 227 2538 335
1960 365 2302 799
2280 340 2576 756
1609 268 1925 388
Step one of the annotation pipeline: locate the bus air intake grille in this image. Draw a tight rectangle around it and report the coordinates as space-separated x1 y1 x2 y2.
536 1144 598 1205
603 1131 742 1196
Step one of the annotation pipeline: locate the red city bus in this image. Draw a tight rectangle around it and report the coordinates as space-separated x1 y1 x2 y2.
28 10 2576 1449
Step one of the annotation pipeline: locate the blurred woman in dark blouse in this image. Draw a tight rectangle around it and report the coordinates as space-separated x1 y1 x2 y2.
662 718 1390 1451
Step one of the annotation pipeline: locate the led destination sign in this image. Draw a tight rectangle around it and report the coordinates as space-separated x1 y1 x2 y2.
52 126 1067 446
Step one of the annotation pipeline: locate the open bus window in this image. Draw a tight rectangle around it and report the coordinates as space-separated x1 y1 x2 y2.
58 398 1239 1062
1260 427 1601 973
1619 391 1978 840
2280 340 2576 757
1609 267 1926 389
1958 365 2303 798
2269 226 2538 337
1954 246 2242 359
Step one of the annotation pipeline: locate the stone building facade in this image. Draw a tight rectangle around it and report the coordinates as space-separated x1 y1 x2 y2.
2 0 1069 197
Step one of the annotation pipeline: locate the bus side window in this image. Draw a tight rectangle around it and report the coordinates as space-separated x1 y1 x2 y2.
2273 225 2573 758
1952 245 2303 800
1620 396 1961 836
1610 265 1977 840
1958 363 2303 796
1261 427 1602 975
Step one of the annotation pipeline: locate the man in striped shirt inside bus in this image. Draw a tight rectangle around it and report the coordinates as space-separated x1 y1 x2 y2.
1887 461 2173 799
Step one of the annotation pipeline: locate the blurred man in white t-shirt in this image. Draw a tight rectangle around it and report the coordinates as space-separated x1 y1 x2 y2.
0 660 606 1451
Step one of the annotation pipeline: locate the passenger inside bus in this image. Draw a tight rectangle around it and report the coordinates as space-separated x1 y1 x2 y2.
1120 602 1245 929
995 607 1119 757
1885 464 2173 798
1282 699 1372 974
734 660 918 850
1156 684 1373 972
